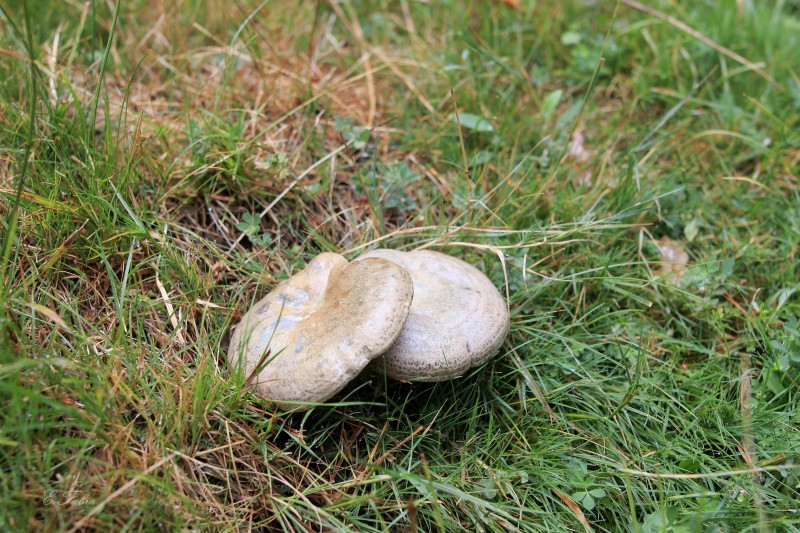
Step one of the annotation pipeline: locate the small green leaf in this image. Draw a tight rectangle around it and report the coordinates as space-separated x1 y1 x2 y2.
641 510 669 533
665 506 680 523
771 288 797 310
678 458 700 472
561 31 582 45
236 213 260 234
469 150 494 167
556 100 582 129
456 112 494 133
541 90 563 118
304 181 322 196
478 477 498 500
568 458 588 481
719 258 735 280
571 491 587 502
354 128 370 149
588 488 606 498
770 339 787 353
252 233 272 248
334 115 370 148
684 218 699 242
582 494 595 511
334 115 353 132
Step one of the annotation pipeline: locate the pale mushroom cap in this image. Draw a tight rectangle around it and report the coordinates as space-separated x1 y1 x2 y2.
358 249 509 381
228 252 413 410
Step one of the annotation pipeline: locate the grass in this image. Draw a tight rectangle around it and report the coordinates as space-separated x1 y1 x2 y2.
1 0 799 530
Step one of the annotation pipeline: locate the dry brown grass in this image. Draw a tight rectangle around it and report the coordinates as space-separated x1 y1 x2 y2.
5 4 462 528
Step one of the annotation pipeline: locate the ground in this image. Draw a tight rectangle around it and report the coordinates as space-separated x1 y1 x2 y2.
1 0 799 531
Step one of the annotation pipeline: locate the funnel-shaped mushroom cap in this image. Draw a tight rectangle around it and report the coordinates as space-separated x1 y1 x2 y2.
358 249 509 381
228 252 413 410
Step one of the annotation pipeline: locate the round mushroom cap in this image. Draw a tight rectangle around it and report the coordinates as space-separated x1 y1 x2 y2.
357 249 509 381
228 252 413 410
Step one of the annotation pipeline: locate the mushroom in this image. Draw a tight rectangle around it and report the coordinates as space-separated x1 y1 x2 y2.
228 252 413 410
357 249 509 381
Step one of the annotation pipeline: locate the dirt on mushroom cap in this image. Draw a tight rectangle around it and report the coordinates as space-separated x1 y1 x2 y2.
228 253 413 410
358 249 509 381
